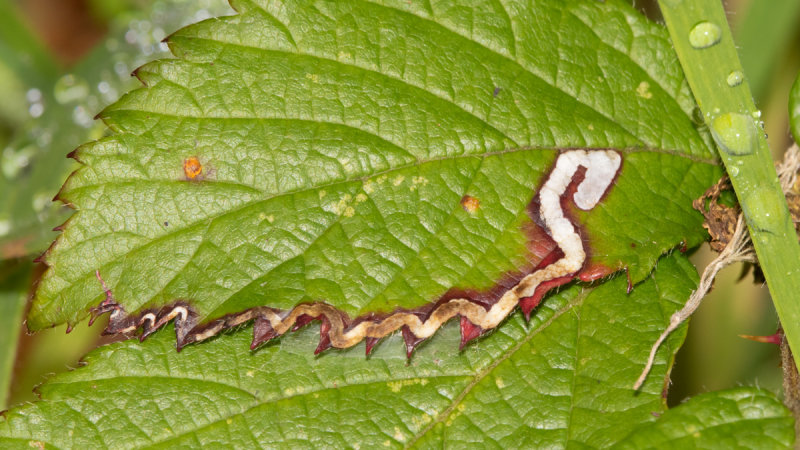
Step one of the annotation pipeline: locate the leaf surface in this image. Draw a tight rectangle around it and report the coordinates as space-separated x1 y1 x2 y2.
30 0 720 352
616 387 793 449
12 254 793 448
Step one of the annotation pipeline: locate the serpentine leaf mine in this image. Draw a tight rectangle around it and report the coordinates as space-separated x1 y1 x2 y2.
89 149 622 356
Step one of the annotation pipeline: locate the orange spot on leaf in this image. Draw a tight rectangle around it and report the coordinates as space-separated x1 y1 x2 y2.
460 195 480 213
183 156 203 180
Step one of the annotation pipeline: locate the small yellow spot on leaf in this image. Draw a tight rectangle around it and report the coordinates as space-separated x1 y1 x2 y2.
495 377 505 388
393 427 405 441
636 81 653 99
393 175 405 186
331 194 353 215
356 193 368 203
305 73 319 83
319 190 327 199
412 413 433 428
446 404 467 426
387 378 428 392
363 180 375 194
410 176 429 191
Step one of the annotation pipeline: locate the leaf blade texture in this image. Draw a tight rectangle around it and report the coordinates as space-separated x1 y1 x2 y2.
12 254 795 448
29 0 722 354
616 387 794 449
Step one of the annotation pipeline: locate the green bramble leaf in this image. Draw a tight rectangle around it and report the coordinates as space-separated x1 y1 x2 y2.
30 0 719 354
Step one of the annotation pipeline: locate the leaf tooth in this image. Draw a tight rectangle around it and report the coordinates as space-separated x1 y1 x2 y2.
364 337 380 356
173 305 198 352
401 326 425 359
291 313 318 332
251 315 278 350
139 312 160 341
459 316 484 350
32 252 46 264
625 267 634 294
519 275 573 321
314 317 332 355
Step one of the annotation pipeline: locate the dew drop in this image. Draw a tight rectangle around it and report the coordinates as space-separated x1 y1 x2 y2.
72 105 94 128
28 103 44 118
744 188 785 232
728 166 739 177
32 192 51 213
710 112 758 156
114 61 129 77
54 74 89 104
726 71 744 87
0 219 10 237
688 22 722 49
26 88 42 103
1 145 35 179
124 29 138 45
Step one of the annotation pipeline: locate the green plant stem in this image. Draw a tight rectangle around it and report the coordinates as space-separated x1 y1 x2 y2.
659 0 800 371
0 261 31 409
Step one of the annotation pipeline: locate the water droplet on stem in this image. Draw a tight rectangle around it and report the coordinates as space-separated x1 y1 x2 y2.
726 71 743 87
689 22 722 49
710 112 758 156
